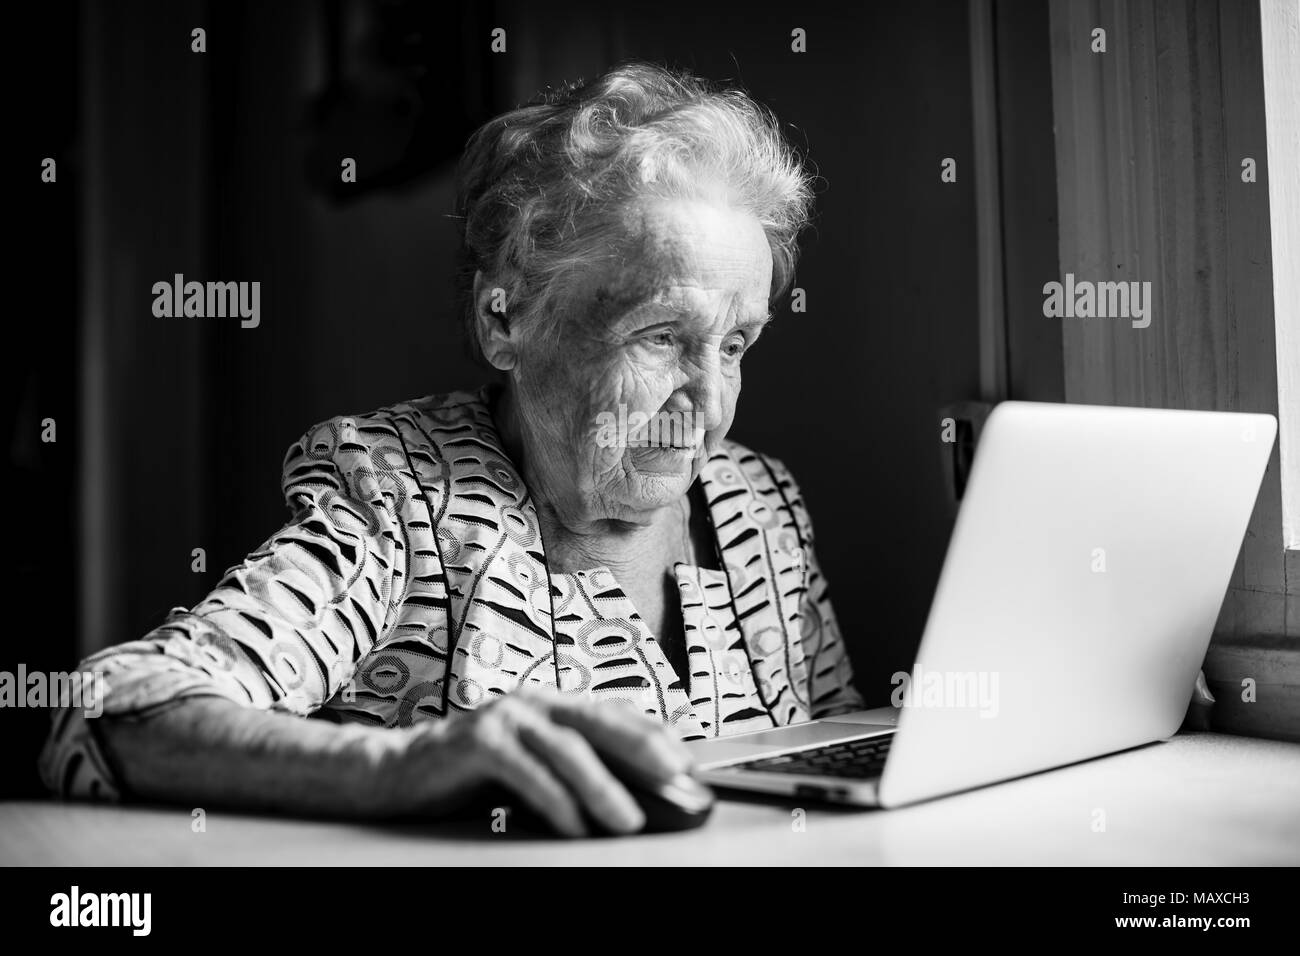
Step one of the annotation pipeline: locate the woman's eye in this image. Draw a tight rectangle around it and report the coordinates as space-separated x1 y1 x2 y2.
646 330 675 347
723 337 747 358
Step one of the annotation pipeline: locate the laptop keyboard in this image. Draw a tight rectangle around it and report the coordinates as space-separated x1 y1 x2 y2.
736 734 894 779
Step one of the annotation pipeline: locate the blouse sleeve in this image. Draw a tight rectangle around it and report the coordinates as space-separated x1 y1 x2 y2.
777 462 866 719
39 415 408 800
799 539 867 717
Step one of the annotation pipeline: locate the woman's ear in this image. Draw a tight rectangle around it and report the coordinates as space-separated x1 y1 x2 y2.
473 271 517 371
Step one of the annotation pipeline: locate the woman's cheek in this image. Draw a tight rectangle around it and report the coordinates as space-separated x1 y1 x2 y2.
576 365 636 464
612 359 674 416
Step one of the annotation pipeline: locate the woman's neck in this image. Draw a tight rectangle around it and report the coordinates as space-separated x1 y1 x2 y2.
536 496 691 574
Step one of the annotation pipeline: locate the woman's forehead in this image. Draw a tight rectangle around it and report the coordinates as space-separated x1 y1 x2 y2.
623 199 769 262
575 200 772 312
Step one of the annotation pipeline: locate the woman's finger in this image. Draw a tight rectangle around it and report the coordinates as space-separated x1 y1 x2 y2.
518 718 644 834
540 694 693 782
480 727 588 838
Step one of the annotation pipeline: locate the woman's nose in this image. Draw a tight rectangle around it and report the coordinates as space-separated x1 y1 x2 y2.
679 361 725 433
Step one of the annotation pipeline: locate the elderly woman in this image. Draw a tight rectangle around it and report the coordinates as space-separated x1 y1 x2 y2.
41 62 863 836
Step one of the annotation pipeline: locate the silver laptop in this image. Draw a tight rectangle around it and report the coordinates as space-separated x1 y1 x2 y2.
689 401 1277 808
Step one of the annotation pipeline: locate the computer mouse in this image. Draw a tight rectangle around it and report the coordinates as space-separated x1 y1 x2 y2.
480 766 715 837
621 770 716 834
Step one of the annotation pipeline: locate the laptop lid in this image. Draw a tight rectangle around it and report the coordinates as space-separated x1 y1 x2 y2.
878 401 1277 808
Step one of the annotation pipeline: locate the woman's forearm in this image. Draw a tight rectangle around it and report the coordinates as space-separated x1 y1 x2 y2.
90 686 696 835
94 697 409 818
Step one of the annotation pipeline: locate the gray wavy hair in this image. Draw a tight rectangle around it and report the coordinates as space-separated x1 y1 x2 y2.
454 61 815 359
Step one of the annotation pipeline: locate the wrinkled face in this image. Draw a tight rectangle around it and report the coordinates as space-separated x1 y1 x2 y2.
510 199 773 526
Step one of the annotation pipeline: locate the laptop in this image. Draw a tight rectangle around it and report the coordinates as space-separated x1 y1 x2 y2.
689 401 1278 808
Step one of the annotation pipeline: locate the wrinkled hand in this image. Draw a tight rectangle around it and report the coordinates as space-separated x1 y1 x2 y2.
387 686 694 836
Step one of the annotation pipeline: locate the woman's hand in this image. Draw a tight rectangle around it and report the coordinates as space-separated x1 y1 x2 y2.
387 686 694 836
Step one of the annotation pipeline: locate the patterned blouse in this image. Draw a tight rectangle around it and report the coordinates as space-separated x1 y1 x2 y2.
40 387 863 799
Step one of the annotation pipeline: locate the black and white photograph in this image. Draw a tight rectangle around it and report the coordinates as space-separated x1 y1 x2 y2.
3 0 1298 915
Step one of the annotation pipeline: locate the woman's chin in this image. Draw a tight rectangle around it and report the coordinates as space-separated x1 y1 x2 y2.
628 445 700 475
619 456 697 509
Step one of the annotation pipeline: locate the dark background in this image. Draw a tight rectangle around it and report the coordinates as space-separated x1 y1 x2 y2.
8 0 1061 796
